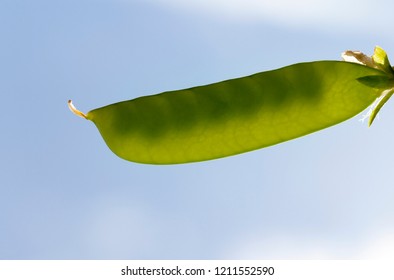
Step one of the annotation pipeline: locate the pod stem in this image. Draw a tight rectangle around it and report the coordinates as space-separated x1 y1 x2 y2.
68 100 87 119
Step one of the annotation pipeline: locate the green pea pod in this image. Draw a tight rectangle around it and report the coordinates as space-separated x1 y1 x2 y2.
69 47 394 164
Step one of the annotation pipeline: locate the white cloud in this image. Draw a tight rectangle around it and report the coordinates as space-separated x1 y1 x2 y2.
227 233 337 259
227 230 394 259
358 231 394 259
146 0 390 32
81 194 160 257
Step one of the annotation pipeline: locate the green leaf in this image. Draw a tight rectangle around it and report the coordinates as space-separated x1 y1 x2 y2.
357 75 394 89
372 46 394 75
369 89 394 126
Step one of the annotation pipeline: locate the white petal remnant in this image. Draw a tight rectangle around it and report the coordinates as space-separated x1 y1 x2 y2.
341 50 375 68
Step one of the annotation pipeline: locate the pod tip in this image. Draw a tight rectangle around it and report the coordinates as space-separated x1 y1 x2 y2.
68 100 87 119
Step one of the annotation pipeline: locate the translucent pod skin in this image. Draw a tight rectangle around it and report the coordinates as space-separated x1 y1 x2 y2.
84 61 388 164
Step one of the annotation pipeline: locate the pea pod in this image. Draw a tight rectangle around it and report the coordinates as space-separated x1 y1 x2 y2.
69 47 394 164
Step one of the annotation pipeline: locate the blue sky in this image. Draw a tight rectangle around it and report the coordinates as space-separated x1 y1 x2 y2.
1 0 394 259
